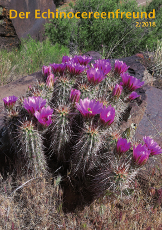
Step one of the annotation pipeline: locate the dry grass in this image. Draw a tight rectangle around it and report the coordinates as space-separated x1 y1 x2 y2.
0 174 64 229
0 168 162 229
150 40 162 78
0 56 17 86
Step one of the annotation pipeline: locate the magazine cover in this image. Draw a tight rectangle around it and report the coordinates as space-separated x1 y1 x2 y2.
0 0 162 229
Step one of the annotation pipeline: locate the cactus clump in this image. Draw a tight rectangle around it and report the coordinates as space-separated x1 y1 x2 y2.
2 55 162 200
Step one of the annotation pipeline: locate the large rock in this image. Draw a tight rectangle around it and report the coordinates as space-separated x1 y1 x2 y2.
127 85 162 186
0 0 56 41
114 54 162 171
135 86 162 189
135 86 162 147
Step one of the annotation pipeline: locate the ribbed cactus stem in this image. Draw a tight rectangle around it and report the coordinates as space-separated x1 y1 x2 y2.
72 125 102 175
52 79 74 106
20 121 47 176
5 114 20 154
50 105 71 161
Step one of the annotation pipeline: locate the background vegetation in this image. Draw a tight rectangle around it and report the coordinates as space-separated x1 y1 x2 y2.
45 0 162 58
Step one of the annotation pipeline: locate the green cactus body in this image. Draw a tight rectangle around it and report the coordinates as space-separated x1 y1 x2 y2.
20 121 47 175
78 83 92 99
50 105 71 161
73 125 103 175
5 113 21 155
52 78 74 106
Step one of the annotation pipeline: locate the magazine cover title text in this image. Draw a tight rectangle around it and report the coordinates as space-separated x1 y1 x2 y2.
9 9 155 19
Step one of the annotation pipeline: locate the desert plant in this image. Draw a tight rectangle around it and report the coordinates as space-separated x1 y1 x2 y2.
2 54 162 199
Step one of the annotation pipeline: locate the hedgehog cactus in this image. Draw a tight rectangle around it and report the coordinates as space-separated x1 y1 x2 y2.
2 54 162 199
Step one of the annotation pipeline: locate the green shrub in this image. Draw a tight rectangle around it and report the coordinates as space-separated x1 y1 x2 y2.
146 0 162 12
45 17 78 50
45 0 156 58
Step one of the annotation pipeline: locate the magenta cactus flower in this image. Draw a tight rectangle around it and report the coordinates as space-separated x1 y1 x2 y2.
133 144 150 166
72 56 80 64
128 91 140 100
42 65 51 80
50 63 59 74
57 63 67 76
76 98 103 118
116 138 131 155
87 68 106 85
70 88 81 104
34 106 53 126
100 105 115 125
3 95 18 108
94 59 112 75
46 74 57 88
66 62 85 76
143 136 162 156
94 59 110 66
62 56 72 63
112 84 123 98
121 72 144 92
23 96 46 114
75 55 92 65
114 60 129 75
50 63 66 76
